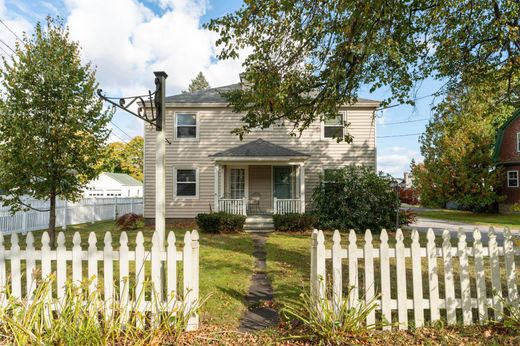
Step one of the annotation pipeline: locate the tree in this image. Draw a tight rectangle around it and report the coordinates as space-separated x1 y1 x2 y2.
0 18 111 247
206 0 519 140
182 72 210 94
312 166 400 232
412 79 516 211
98 136 144 181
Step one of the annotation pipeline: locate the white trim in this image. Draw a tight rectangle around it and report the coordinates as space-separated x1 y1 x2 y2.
212 156 308 163
173 166 199 199
321 111 347 140
516 132 520 152
507 170 519 188
173 112 199 141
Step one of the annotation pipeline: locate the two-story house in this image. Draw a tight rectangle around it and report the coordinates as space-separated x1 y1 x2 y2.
143 83 379 224
494 109 520 213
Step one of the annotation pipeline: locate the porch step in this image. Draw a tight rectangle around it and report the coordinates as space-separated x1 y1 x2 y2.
244 215 274 232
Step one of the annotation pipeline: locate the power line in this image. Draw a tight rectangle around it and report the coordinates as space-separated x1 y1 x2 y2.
379 118 430 126
0 19 22 41
0 39 15 54
0 44 10 56
110 121 133 140
110 131 128 143
377 132 423 138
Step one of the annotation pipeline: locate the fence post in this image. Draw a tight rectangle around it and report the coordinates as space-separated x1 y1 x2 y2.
63 200 68 230
190 229 200 330
114 197 118 220
331 230 342 312
22 200 28 234
91 198 96 224
130 198 134 213
310 229 318 299
183 231 195 330
315 230 326 303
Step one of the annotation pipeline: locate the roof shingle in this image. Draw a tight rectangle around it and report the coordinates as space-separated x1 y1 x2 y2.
210 139 309 158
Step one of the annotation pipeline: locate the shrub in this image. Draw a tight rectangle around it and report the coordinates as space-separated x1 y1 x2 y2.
399 209 417 226
312 166 400 232
116 213 145 230
195 212 246 233
273 213 317 231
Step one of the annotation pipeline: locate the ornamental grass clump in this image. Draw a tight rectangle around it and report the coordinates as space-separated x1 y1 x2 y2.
281 286 381 344
0 275 199 345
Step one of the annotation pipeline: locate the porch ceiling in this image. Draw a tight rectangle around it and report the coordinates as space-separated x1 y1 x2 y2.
209 139 309 163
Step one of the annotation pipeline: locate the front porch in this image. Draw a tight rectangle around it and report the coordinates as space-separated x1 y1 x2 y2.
210 139 309 216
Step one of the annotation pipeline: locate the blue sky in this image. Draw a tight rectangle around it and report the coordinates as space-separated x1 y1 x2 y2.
0 0 440 178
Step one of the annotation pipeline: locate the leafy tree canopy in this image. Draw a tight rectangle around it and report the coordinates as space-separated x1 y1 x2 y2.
98 136 144 181
0 17 112 245
182 72 210 94
207 0 519 141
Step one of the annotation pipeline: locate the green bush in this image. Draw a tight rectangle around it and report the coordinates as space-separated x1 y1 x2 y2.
195 212 246 233
312 165 400 232
116 213 145 230
273 213 317 231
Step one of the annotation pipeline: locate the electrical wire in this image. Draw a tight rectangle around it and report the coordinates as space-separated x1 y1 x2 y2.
0 19 22 41
110 121 133 140
377 132 423 138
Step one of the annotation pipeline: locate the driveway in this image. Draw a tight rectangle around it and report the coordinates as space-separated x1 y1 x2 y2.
410 217 519 245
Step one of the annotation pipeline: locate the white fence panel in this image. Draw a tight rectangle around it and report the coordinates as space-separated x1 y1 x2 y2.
310 227 520 330
0 230 199 330
273 198 301 214
0 197 143 234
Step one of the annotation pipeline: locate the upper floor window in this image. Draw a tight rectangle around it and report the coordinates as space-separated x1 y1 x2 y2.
175 113 198 140
322 112 346 139
174 167 198 198
508 170 518 187
517 132 520 152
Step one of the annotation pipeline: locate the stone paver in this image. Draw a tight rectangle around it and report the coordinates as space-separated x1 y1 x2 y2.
238 233 279 333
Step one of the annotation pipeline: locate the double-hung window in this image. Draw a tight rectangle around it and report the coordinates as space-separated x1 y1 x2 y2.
323 112 346 139
508 170 519 187
175 113 197 139
174 168 198 197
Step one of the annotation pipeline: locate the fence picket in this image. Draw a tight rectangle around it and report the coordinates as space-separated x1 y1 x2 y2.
25 232 36 299
442 229 456 324
457 229 472 325
411 229 424 327
10 233 21 298
104 232 113 318
379 229 391 330
332 230 342 312
316 230 326 301
167 232 177 309
473 228 488 322
488 227 503 318
119 232 129 324
190 230 200 329
151 231 162 325
56 232 66 302
395 229 407 329
72 232 82 285
135 231 145 325
0 233 5 304
348 230 359 307
41 232 51 281
364 229 375 325
183 231 193 329
88 232 98 294
504 228 518 308
426 229 440 322
310 230 318 299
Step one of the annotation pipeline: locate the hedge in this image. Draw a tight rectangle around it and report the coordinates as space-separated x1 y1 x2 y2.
195 212 246 233
273 213 317 232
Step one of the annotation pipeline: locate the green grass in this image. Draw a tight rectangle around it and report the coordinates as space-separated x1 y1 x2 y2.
415 209 520 229
6 221 255 329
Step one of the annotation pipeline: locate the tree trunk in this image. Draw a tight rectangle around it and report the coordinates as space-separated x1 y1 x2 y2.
48 193 57 249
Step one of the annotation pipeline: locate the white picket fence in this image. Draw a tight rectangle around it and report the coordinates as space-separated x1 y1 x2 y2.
310 227 520 329
0 197 143 234
0 229 199 330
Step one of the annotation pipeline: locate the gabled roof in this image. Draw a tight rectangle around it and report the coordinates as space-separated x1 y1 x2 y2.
103 172 142 186
210 139 309 158
165 83 381 106
493 108 520 162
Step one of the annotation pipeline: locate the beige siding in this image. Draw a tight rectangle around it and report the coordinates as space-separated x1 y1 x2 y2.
144 107 377 219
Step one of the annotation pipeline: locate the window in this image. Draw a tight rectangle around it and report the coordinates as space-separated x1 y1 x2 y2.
508 170 518 187
517 132 520 152
230 168 245 199
322 112 345 139
175 113 197 139
175 168 198 197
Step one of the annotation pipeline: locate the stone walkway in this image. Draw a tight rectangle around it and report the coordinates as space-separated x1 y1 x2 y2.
238 233 279 333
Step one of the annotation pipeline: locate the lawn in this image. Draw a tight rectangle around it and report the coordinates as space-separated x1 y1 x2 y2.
415 209 520 229
7 221 256 329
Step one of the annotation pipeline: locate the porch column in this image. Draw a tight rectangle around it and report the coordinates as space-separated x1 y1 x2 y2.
214 163 219 212
300 163 305 213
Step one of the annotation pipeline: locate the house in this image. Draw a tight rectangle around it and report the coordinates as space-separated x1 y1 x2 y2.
84 172 143 198
494 109 520 213
143 83 379 224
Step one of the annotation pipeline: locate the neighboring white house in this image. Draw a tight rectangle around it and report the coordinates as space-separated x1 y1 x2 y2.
84 172 143 198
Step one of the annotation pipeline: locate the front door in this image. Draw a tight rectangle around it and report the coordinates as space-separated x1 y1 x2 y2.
230 168 246 199
273 166 292 199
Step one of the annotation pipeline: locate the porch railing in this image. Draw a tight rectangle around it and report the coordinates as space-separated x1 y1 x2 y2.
273 198 301 214
218 198 247 215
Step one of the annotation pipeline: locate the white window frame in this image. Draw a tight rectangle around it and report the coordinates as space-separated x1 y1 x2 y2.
508 170 519 188
321 111 347 140
173 166 199 198
226 165 249 200
174 112 199 141
516 132 520 152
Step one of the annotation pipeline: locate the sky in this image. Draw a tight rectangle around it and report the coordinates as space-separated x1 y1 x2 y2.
0 0 442 178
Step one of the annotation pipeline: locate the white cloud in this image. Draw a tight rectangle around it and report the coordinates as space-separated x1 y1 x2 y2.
377 146 422 177
63 0 245 139
0 1 32 57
